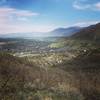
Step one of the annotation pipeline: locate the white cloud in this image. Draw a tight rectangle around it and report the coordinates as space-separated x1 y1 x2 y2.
94 2 100 10
73 0 100 11
0 7 39 25
0 7 39 17
73 0 90 10
0 7 54 34
95 2 100 8
13 10 39 17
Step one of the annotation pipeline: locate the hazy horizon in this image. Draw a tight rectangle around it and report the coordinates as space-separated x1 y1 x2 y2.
0 0 100 34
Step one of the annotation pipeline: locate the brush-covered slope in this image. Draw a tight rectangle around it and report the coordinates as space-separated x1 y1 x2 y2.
71 23 100 41
0 52 82 100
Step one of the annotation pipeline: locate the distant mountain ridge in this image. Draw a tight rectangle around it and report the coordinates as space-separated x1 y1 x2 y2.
0 26 81 38
1 23 100 39
71 23 100 41
48 27 82 37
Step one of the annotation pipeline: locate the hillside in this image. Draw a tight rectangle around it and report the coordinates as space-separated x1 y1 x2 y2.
48 27 81 37
0 47 100 100
0 52 84 100
71 23 100 41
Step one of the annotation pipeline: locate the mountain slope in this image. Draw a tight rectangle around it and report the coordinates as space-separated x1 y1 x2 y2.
48 27 81 37
71 23 100 41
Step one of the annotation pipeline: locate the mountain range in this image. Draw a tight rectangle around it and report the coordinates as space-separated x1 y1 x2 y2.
0 27 81 38
0 22 100 39
48 27 81 37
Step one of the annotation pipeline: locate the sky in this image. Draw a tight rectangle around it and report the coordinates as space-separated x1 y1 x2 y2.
0 0 100 34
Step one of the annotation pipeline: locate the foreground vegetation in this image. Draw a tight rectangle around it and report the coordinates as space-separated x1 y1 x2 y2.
0 38 100 100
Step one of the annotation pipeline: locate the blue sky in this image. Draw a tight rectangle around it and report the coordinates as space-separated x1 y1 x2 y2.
0 0 100 34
